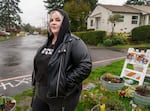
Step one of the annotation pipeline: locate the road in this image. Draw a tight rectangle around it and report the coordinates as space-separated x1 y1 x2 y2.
0 35 126 96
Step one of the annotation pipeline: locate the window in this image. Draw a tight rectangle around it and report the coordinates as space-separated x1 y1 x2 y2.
119 16 124 22
90 20 93 26
132 16 138 24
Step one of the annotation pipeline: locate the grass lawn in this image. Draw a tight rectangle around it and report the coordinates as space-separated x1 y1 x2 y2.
0 36 10 41
0 33 25 42
12 59 150 111
12 89 33 111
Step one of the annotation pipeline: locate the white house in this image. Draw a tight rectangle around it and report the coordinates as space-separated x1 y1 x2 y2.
87 4 150 33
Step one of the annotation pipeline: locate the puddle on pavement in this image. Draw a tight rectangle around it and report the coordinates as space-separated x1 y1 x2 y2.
2 52 22 67
4 62 20 66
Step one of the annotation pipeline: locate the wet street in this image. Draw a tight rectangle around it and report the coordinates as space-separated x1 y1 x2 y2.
0 35 126 96
0 35 46 79
0 35 46 95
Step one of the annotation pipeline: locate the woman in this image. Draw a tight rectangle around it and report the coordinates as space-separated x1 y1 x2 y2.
31 9 92 111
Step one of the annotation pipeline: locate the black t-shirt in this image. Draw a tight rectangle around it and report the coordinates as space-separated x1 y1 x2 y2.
34 44 54 86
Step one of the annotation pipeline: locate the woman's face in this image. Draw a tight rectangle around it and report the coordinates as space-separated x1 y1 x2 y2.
49 11 63 36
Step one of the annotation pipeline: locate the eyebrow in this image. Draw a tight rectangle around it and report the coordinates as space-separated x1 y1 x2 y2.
50 16 64 23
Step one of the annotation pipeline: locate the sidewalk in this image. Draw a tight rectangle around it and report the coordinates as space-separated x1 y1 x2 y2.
87 45 128 53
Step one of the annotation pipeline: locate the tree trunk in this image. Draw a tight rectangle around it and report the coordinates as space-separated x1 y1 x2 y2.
111 23 115 37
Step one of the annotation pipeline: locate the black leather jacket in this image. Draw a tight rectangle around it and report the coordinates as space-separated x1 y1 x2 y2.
32 33 92 98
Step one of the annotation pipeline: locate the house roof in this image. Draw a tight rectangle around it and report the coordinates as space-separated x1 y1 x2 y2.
89 12 101 17
89 4 150 18
126 5 150 14
98 4 141 14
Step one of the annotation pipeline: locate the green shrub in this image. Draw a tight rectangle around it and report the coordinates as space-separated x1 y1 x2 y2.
131 25 150 42
103 39 112 46
73 31 106 45
112 36 124 45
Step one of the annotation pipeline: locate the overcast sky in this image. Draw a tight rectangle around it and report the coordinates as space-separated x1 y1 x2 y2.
19 0 127 28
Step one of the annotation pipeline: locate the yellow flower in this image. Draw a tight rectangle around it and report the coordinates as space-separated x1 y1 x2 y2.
100 104 106 111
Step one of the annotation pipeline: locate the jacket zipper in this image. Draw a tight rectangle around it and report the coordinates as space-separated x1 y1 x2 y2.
62 106 65 111
56 52 63 97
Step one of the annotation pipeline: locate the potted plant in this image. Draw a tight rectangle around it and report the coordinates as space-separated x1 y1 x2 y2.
0 95 16 111
133 85 150 107
0 96 5 111
100 73 125 92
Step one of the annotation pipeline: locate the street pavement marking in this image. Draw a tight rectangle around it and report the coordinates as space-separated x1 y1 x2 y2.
0 74 31 82
14 78 31 87
0 56 125 90
0 82 14 90
0 77 31 90
92 56 125 64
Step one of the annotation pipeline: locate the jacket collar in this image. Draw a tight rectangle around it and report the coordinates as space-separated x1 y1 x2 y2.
63 33 72 43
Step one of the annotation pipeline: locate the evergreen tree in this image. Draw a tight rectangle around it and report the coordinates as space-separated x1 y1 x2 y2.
44 0 64 10
125 0 148 5
0 0 22 31
44 0 97 11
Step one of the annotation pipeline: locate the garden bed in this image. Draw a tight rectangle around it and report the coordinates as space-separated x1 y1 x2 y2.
77 60 150 111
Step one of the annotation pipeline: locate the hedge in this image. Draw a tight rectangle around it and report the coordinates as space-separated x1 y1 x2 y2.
131 25 150 42
73 31 106 45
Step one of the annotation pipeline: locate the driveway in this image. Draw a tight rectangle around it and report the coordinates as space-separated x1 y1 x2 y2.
0 35 126 96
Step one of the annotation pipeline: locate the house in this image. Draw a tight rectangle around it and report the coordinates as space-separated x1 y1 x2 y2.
87 4 150 33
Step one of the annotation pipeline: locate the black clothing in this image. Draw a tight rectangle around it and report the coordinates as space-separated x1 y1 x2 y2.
32 86 80 111
34 44 54 86
31 9 92 111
